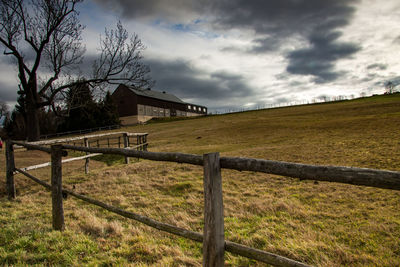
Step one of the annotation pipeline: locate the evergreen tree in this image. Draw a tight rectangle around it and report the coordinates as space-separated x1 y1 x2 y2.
59 84 97 132
99 92 120 126
58 86 119 132
5 90 27 139
67 83 95 109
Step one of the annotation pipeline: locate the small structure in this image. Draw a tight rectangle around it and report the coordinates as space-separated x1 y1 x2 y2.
112 84 207 125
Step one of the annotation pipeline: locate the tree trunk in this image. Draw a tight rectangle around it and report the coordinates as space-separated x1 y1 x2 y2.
25 77 41 142
26 103 40 142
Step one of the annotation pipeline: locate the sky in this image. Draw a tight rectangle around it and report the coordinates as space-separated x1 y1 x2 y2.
0 0 399 112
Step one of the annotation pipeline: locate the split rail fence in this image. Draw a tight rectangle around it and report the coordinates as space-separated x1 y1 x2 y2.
13 132 148 174
5 137 400 267
39 124 121 140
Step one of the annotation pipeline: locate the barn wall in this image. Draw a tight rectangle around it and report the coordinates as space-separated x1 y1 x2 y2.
137 95 187 113
138 104 171 117
119 115 139 125
186 112 204 117
120 115 157 125
111 85 138 116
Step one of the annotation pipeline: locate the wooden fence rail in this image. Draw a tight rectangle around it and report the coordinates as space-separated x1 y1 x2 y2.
5 138 400 266
13 132 148 174
15 153 102 173
24 132 147 147
60 144 400 191
40 124 121 140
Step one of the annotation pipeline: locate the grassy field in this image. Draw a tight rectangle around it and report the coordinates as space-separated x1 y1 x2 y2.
1 93 400 266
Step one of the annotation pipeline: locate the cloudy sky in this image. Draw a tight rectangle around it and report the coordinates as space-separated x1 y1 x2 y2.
1 0 400 112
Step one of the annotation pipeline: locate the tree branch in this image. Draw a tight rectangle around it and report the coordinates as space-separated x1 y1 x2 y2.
30 1 79 76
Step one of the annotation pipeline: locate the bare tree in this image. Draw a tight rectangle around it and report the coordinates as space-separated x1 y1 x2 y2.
0 0 152 141
385 81 394 94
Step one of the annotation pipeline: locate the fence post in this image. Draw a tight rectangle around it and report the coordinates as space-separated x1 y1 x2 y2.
5 140 16 199
51 145 65 231
123 133 130 164
203 152 225 266
84 138 90 174
144 134 148 151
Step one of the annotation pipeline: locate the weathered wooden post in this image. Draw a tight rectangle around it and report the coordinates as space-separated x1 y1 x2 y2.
5 140 16 199
123 133 130 164
84 138 90 174
203 152 225 266
51 145 65 231
118 136 121 148
133 135 139 161
144 134 148 151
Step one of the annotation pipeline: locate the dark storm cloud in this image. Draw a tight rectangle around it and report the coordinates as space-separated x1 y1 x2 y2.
248 36 282 53
367 63 388 70
361 73 379 83
388 76 400 86
94 0 361 84
92 0 204 21
210 1 355 35
286 30 361 83
289 81 305 87
210 0 360 64
0 81 18 102
144 58 255 103
228 2 363 83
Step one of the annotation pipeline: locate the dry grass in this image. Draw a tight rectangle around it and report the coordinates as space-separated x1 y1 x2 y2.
1 93 400 266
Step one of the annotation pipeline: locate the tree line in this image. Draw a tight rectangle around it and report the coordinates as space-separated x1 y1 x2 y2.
3 83 119 140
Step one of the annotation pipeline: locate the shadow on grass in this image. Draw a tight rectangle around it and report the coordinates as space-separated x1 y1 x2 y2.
92 154 125 166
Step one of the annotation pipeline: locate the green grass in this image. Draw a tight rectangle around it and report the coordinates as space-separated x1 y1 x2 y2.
1 93 400 266
92 154 126 166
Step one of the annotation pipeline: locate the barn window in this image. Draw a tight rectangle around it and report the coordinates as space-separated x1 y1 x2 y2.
193 106 197 111
188 105 191 110
203 108 206 112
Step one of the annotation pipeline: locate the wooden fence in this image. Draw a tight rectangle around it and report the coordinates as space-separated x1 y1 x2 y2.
5 140 400 267
39 124 121 140
13 132 148 174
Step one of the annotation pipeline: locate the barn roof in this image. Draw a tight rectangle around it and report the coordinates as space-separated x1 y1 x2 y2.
126 85 186 104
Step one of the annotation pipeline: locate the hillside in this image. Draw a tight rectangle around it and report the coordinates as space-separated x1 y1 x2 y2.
1 93 400 266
